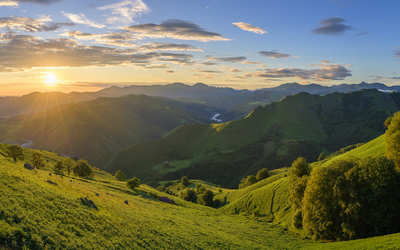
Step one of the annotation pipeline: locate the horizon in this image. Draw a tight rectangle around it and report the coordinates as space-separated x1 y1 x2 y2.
0 0 399 96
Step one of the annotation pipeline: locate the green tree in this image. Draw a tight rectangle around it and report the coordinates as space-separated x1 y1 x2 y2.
290 157 310 178
195 184 202 193
115 170 127 181
198 186 206 194
73 160 93 178
256 168 270 181
385 112 400 167
30 152 46 169
201 190 214 206
289 157 311 222
245 175 258 186
6 145 24 163
54 161 64 173
157 186 166 192
384 115 392 128
127 177 141 190
181 176 190 186
182 188 195 201
63 158 76 176
318 152 325 161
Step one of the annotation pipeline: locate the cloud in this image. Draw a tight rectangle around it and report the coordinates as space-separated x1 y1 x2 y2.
0 0 62 6
311 17 352 36
63 12 105 28
242 60 262 65
232 22 267 34
355 32 367 36
258 50 294 59
193 74 214 79
0 33 195 72
136 42 203 52
191 68 222 74
164 70 173 73
206 55 246 62
0 15 75 32
229 68 241 73
98 0 150 28
236 64 352 81
322 60 333 63
394 50 400 58
124 19 230 42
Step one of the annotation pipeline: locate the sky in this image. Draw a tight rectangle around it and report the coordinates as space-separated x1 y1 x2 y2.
0 0 399 96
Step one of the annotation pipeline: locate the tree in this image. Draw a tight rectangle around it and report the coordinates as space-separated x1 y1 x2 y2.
6 145 24 163
181 176 190 186
256 168 270 181
54 161 64 173
201 190 214 206
384 115 392 128
127 177 141 190
115 170 127 181
290 157 310 178
182 188 195 201
195 184 202 193
157 186 166 192
318 152 325 161
245 175 258 186
30 152 46 169
73 160 93 178
198 186 206 194
63 158 76 176
385 112 400 167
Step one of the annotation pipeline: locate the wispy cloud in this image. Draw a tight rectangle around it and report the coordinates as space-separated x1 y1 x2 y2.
206 55 246 62
63 12 105 28
0 15 75 32
311 17 352 36
0 0 62 6
258 50 294 59
232 22 267 34
164 70 174 73
124 19 230 42
98 0 150 28
394 50 400 58
322 60 333 63
235 63 352 81
242 60 262 65
191 68 222 74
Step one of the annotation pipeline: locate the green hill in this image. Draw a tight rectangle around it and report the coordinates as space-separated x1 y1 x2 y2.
2 142 400 249
0 94 209 158
89 89 398 187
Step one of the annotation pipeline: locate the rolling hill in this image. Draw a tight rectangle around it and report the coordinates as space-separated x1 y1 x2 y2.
88 89 399 187
0 94 209 158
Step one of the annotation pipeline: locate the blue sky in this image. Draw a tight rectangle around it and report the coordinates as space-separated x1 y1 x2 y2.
0 0 399 95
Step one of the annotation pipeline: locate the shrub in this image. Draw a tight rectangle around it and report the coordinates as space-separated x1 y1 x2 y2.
54 161 64 173
181 176 190 186
127 177 141 190
73 160 93 178
157 186 166 192
115 170 127 181
6 145 24 163
182 188 195 201
292 209 303 229
386 111 400 167
201 190 214 207
30 152 46 169
256 168 270 181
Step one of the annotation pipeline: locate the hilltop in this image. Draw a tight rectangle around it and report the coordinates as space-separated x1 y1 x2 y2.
89 89 399 187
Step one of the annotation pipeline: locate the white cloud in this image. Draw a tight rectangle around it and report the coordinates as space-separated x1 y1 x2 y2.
63 12 105 28
98 0 150 28
232 22 267 34
0 1 18 7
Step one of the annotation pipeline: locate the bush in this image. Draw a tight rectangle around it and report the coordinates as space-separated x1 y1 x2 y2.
386 112 400 167
182 188 195 201
53 161 64 173
127 177 141 190
256 168 270 181
201 190 214 207
157 186 166 192
181 176 190 186
6 145 24 163
303 156 400 241
30 152 46 169
292 209 303 229
73 160 93 178
115 170 127 181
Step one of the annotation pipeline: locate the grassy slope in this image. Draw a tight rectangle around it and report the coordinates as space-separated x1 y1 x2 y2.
1 142 399 249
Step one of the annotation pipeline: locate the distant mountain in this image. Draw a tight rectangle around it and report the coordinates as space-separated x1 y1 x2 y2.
88 89 400 187
0 94 209 157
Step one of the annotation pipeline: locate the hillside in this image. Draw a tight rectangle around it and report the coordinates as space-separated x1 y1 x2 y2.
1 142 399 249
0 94 209 158
89 89 398 187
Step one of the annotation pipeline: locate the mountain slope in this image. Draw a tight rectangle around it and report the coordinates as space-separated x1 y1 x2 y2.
0 94 209 158
89 89 398 187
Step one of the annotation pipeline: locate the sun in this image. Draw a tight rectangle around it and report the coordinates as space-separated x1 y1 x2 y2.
45 74 57 86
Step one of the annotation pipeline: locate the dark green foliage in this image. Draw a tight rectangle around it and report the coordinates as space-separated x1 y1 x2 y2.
384 116 392 128
385 111 400 167
289 157 310 178
181 176 190 186
54 161 64 173
5 145 24 163
115 170 127 181
164 182 173 188
289 157 310 212
195 184 202 193
303 156 400 241
256 168 270 181
292 209 303 229
201 190 214 207
30 152 46 169
198 186 206 194
157 186 166 192
181 188 195 201
73 160 93 178
63 158 75 176
318 152 325 161
127 177 141 190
